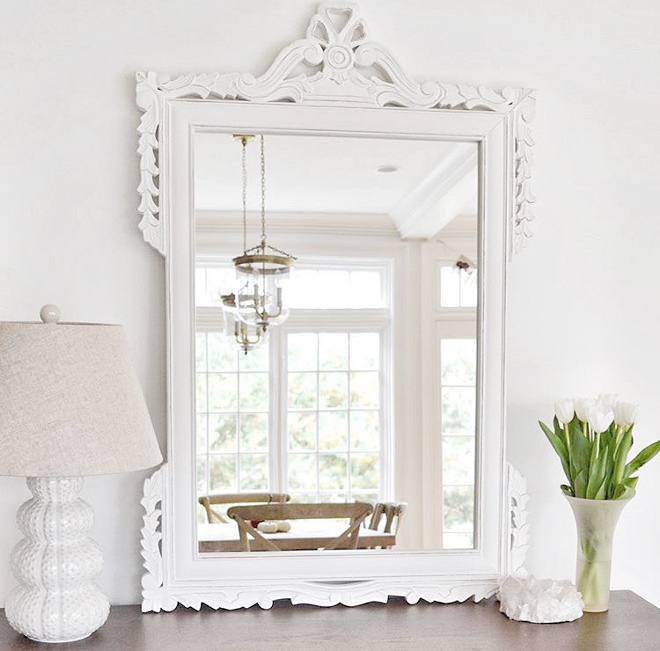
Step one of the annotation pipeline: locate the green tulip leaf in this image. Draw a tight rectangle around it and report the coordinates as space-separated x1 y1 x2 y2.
612 429 633 486
586 444 609 499
568 420 592 480
560 484 574 497
623 476 639 490
624 441 660 478
610 483 625 500
573 468 588 498
539 420 571 481
593 477 608 500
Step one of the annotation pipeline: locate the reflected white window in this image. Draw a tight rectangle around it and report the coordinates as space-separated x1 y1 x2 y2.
195 260 390 522
195 332 270 496
440 337 477 549
287 331 382 503
195 265 235 307
430 256 478 550
288 266 385 309
440 266 478 308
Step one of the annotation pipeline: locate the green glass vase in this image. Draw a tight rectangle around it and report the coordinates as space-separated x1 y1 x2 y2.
565 495 632 612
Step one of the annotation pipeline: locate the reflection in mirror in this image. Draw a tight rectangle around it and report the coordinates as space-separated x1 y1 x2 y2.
193 133 478 553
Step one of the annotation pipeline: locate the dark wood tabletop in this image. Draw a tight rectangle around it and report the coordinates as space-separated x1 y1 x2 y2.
1 591 658 650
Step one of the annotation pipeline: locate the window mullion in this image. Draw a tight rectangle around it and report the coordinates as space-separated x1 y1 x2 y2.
270 327 285 493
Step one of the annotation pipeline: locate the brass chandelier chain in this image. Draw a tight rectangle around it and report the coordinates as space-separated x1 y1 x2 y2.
241 135 249 254
260 134 267 251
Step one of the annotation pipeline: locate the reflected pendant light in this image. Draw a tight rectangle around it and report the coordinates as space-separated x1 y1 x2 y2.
220 291 269 355
233 134 296 332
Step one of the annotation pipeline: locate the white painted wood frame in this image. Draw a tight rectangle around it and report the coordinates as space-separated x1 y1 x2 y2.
136 2 534 613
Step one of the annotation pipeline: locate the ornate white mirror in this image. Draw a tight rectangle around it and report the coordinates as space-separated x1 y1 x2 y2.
136 2 535 612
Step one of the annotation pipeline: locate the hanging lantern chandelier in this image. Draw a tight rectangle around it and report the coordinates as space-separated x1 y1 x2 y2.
220 291 269 355
232 134 296 333
220 134 295 352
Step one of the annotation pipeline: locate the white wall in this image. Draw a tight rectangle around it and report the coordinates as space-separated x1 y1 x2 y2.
2 0 659 607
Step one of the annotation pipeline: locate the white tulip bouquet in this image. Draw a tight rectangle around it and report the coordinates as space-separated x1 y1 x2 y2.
539 395 660 500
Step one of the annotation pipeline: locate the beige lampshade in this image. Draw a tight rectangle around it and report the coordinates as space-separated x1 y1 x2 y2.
0 311 162 477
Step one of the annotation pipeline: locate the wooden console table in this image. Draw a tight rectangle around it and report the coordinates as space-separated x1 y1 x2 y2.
1 591 658 650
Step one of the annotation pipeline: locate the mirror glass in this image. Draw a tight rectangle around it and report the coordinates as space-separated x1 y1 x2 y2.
192 132 478 553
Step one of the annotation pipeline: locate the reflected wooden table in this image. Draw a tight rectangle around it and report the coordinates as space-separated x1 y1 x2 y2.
198 522 395 552
1 592 658 650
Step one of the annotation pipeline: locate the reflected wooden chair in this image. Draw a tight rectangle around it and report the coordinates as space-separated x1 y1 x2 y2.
198 492 291 524
364 501 407 548
227 502 373 552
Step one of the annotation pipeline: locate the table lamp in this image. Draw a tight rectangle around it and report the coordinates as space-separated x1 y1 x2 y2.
0 305 163 643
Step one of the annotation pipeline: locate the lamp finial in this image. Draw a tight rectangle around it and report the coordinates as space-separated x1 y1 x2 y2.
40 304 61 324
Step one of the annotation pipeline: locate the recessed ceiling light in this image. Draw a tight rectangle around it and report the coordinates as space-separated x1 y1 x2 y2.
376 165 400 173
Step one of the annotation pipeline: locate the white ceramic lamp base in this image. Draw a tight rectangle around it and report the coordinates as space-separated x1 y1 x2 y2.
5 477 110 643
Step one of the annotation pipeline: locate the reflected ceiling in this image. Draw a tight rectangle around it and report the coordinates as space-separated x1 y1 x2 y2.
194 134 477 240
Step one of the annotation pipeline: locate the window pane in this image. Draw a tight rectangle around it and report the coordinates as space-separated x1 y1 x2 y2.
318 412 348 450
288 269 319 308
288 454 318 490
195 266 235 307
288 372 318 409
208 373 238 410
443 485 474 534
442 387 476 435
442 436 475 485
288 412 317 450
288 334 318 371
239 342 269 372
240 454 268 490
195 268 208 307
206 267 234 305
319 493 350 503
288 267 386 309
351 491 379 503
350 454 379 490
196 333 207 371
196 413 208 453
240 413 269 451
319 372 348 409
209 455 237 492
440 267 460 307
350 411 380 450
292 492 319 503
208 333 237 371
441 339 477 386
350 333 380 370
350 271 382 308
459 270 478 307
196 457 207 494
350 371 379 408
209 414 237 452
196 373 208 411
318 270 350 307
240 373 269 410
319 333 348 370
319 454 348 490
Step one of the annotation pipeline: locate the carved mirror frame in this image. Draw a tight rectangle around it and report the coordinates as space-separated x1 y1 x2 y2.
136 2 534 612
